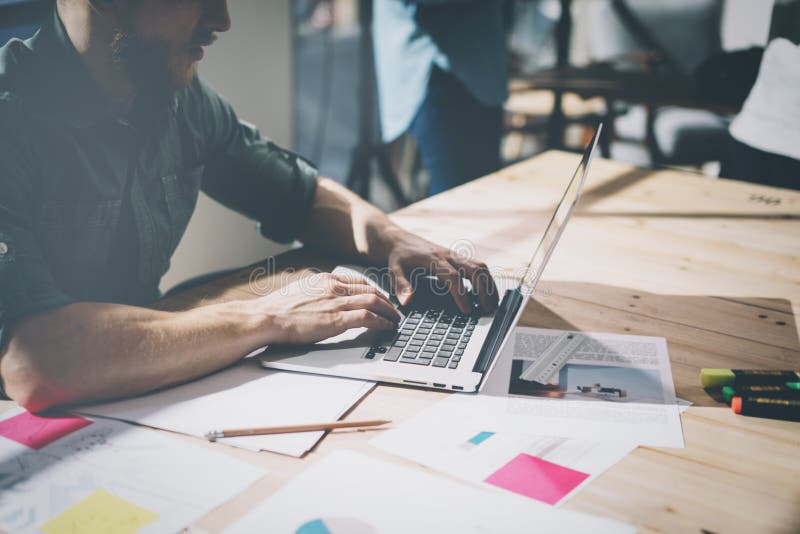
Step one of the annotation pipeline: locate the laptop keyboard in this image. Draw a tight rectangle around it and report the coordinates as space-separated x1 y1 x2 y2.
365 309 478 369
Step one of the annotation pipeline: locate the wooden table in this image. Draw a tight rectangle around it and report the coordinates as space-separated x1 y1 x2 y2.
5 151 800 532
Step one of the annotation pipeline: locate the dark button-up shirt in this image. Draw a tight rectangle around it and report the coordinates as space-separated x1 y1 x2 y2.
0 11 318 348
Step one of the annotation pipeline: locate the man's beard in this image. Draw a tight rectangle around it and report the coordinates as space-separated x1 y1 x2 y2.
110 28 196 108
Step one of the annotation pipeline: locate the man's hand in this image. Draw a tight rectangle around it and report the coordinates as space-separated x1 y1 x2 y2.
299 177 498 317
383 230 499 315
258 272 401 345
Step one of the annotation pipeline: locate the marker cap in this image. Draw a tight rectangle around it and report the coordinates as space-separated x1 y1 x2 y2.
787 382 800 391
731 396 742 414
722 386 736 404
701 368 735 388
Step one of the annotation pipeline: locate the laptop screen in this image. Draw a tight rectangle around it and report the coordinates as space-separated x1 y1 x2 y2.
517 125 602 296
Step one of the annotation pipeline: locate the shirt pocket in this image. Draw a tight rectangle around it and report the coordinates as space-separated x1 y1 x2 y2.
161 165 203 255
37 199 122 283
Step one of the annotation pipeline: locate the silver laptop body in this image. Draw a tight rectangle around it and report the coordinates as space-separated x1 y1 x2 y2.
259 126 601 392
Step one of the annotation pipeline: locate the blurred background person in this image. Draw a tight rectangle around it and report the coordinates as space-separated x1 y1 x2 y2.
373 0 513 196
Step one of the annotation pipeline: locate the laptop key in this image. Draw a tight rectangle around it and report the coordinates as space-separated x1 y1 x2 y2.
402 357 431 366
436 351 452 359
452 355 461 362
432 357 449 368
383 347 402 362
422 347 436 353
408 340 423 347
405 345 420 353
448 361 459 369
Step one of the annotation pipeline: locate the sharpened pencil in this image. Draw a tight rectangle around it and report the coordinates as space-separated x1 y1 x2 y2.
205 419 391 441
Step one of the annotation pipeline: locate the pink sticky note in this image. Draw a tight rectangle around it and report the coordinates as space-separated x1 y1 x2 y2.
0 411 92 449
484 453 589 505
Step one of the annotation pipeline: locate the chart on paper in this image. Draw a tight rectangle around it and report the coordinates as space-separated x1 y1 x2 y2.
296 517 378 534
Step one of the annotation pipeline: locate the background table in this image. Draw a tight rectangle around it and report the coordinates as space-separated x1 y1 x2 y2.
4 151 798 533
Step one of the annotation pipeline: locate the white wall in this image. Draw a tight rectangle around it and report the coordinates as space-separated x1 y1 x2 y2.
161 0 294 292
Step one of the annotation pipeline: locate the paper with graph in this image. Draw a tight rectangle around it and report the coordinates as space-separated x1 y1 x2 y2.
0 408 264 534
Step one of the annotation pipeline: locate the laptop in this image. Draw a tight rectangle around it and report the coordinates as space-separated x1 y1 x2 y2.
259 125 602 392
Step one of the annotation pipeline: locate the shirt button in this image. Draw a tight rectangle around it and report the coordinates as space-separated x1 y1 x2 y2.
0 242 7 255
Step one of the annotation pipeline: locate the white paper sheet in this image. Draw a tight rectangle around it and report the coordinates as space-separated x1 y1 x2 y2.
478 326 684 448
0 408 264 534
372 414 635 506
730 38 800 161
223 450 635 534
75 359 374 457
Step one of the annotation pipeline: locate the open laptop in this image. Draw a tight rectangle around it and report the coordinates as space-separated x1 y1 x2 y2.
259 125 601 392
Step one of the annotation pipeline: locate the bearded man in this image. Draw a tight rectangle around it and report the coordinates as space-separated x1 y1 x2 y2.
0 0 497 411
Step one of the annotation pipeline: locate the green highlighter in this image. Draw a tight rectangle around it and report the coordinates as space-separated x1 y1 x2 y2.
721 382 800 404
700 368 800 389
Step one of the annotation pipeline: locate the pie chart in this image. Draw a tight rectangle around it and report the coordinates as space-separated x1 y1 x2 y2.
296 517 378 534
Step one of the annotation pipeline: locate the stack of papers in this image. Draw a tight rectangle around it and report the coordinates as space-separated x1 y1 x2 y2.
75 359 374 457
223 450 635 534
0 408 264 533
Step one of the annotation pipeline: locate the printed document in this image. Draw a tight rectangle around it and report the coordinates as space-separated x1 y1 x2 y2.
0 408 264 534
372 418 635 506
222 450 635 534
479 326 684 447
75 359 374 457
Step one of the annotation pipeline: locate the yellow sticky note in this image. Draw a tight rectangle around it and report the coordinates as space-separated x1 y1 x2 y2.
40 488 158 534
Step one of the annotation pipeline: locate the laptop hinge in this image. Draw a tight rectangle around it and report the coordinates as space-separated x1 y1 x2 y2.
472 288 523 375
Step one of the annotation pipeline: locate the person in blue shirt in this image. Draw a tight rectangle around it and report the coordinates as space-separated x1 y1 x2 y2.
373 0 510 196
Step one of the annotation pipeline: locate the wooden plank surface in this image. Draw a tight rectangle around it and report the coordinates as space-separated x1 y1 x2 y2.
4 151 799 533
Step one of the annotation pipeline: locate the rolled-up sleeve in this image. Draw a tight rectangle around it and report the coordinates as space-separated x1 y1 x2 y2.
192 79 319 244
0 108 74 354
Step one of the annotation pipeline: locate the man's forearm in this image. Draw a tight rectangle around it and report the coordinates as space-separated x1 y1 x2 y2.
299 177 405 265
0 300 269 412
